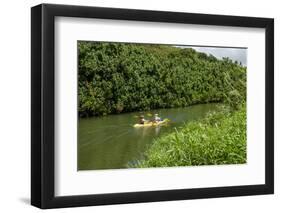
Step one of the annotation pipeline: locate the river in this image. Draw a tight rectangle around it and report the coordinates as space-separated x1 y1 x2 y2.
78 103 221 170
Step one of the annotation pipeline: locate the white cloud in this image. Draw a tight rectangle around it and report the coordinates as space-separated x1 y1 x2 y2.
176 45 247 66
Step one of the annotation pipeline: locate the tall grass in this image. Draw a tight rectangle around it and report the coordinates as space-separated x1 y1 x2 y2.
135 105 246 168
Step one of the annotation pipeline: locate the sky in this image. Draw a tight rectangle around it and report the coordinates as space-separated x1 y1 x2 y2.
176 46 247 66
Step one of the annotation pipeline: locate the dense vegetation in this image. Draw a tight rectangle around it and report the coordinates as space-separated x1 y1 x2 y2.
78 42 246 117
134 105 246 168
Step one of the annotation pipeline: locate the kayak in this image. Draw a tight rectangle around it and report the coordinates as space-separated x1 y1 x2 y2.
133 119 169 128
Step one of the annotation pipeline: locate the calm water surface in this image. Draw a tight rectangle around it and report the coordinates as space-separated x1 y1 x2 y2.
78 103 221 170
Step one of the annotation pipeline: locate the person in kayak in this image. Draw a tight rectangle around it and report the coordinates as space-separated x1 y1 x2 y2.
153 114 162 123
139 115 147 124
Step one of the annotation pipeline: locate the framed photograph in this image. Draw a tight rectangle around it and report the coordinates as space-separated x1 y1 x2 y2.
31 4 274 209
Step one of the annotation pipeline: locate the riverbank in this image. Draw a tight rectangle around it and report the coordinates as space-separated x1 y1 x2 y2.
134 105 246 168
78 42 246 117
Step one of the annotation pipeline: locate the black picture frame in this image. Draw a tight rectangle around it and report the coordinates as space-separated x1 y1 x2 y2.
31 3 274 209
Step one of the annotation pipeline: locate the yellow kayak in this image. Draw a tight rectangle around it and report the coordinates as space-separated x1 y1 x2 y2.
133 119 169 128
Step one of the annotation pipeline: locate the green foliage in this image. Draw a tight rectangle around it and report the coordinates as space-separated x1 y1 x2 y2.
78 42 246 117
133 105 246 167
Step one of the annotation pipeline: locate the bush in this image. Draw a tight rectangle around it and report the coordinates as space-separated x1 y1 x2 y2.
78 42 247 117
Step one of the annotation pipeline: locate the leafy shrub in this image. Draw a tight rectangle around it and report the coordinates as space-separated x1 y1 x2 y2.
78 42 246 117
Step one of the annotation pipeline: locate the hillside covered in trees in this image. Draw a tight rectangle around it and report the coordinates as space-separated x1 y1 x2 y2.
78 42 246 117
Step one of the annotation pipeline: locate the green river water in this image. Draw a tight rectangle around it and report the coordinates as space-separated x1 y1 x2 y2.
78 103 220 170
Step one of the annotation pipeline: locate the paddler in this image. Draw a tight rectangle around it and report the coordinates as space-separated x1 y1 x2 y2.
153 114 162 122
139 115 147 124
